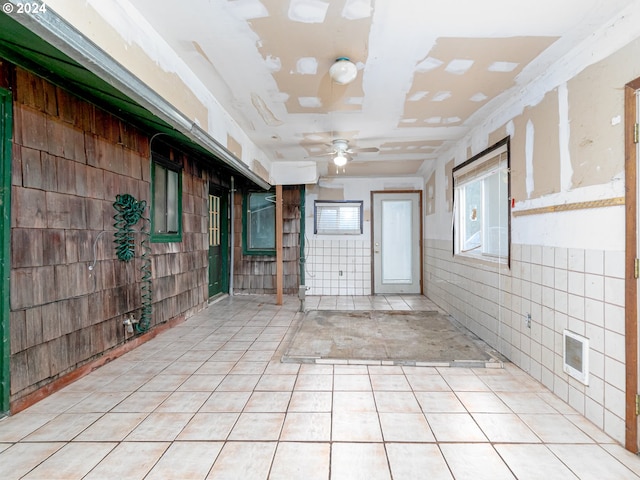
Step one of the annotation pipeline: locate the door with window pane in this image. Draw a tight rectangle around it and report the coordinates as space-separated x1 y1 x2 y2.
208 189 228 297
372 191 422 294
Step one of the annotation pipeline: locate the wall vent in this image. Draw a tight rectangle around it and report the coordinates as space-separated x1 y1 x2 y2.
563 330 589 385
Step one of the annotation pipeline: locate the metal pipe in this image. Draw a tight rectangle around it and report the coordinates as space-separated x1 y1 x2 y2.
229 176 235 296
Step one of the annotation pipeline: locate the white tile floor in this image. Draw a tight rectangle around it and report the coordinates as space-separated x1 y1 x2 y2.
1 295 640 479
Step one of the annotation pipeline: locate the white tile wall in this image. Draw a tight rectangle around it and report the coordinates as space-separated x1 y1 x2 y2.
303 239 371 296
424 239 626 444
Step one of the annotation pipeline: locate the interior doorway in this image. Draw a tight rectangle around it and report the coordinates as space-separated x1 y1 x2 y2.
371 191 422 294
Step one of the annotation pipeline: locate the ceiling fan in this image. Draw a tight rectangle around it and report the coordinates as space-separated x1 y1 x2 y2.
307 139 379 166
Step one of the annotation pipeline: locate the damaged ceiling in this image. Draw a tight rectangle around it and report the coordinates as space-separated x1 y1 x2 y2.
65 0 640 177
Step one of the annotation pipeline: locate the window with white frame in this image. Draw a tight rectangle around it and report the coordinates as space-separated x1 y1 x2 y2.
314 201 363 235
453 138 510 263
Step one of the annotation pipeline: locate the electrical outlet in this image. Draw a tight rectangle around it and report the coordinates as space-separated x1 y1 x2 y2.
526 313 531 329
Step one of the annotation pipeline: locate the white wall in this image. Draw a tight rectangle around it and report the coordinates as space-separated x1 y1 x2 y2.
303 176 423 295
421 24 640 444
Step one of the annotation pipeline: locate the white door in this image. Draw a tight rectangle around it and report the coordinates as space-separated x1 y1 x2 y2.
372 191 422 294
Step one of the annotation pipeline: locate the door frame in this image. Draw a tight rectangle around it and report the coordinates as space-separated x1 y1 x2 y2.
624 76 640 452
370 190 423 295
0 87 12 414
208 185 229 298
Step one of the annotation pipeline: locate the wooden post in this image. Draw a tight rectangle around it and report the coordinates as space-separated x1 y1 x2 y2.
276 184 283 305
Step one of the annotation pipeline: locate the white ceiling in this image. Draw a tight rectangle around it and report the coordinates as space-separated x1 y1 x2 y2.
124 0 636 178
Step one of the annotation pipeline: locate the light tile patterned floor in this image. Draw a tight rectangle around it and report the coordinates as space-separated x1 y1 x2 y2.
1 295 640 479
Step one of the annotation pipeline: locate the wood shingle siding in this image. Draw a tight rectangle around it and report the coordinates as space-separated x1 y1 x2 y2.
4 62 219 405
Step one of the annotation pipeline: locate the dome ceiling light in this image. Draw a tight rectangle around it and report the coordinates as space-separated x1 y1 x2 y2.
329 57 358 85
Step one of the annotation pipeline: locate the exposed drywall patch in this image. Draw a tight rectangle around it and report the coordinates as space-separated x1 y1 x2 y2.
323 160 424 178
557 82 572 192
426 171 436 215
318 187 345 200
227 134 243 160
566 36 639 189
524 89 561 199
288 0 329 23
252 159 270 181
487 125 508 148
251 7 370 116
403 37 556 128
525 120 535 198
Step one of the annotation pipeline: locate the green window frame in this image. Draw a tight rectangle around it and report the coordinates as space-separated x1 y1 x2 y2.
151 155 183 243
243 190 276 255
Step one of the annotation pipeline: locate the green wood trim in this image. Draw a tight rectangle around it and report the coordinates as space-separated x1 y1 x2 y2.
150 158 183 244
221 191 229 292
0 87 12 414
242 190 276 256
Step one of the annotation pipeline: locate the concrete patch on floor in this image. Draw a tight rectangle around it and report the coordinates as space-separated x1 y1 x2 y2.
282 310 505 368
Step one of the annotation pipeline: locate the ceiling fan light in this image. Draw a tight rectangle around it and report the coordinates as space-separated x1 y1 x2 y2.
329 57 358 85
333 152 348 166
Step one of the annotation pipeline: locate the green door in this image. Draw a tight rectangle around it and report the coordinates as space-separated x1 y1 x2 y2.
0 88 12 414
208 189 228 297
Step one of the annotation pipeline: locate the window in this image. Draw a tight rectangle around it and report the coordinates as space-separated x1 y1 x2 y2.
453 138 510 263
314 201 363 235
151 156 182 242
243 191 276 254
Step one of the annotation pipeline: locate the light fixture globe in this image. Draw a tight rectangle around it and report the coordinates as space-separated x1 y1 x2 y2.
333 152 348 166
329 57 358 85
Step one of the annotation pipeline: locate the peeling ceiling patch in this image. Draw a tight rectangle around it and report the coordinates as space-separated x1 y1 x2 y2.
445 59 474 75
470 92 488 102
228 0 269 20
251 93 283 126
299 96 322 108
296 57 318 74
431 91 452 102
265 55 282 72
488 61 519 72
288 0 329 23
342 0 372 19
409 91 429 101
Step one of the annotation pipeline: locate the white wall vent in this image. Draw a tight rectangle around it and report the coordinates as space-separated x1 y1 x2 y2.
563 330 589 385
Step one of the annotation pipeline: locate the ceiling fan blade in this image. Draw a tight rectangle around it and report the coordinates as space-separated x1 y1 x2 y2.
305 151 337 158
348 146 380 153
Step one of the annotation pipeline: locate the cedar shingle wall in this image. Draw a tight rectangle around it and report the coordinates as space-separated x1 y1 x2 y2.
233 186 301 294
6 64 209 402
